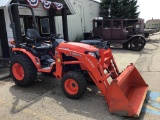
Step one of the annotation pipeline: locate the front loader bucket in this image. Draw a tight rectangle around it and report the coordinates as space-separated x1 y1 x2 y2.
106 64 148 116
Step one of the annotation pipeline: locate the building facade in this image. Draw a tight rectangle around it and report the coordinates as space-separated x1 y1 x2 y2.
146 19 160 29
0 0 100 58
55 0 100 41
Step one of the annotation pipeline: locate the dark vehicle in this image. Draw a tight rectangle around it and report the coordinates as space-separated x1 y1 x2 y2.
91 19 146 51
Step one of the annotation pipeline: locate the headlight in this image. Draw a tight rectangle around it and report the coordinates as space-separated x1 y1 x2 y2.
85 51 100 60
88 52 96 57
96 51 100 57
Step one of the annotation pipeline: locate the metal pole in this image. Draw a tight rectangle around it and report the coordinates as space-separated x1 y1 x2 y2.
62 8 69 41
8 3 38 46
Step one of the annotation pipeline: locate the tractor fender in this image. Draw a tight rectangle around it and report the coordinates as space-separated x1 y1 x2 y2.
12 48 41 69
128 35 146 45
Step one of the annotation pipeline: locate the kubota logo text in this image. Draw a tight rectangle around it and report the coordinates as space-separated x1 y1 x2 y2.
86 57 95 68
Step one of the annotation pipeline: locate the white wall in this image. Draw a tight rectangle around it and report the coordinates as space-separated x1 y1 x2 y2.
55 0 100 41
18 3 48 16
4 7 13 38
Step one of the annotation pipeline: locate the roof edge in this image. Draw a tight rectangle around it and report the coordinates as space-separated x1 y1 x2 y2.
0 0 12 9
64 0 75 15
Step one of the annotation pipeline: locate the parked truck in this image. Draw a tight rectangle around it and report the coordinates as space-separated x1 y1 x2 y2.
89 19 146 51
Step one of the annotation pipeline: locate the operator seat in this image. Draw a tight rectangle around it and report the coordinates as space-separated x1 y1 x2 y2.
25 29 52 50
25 29 41 42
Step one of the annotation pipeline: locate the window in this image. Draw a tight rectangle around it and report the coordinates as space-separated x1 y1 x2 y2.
94 21 102 28
20 17 25 36
113 20 121 28
136 25 140 28
103 20 111 28
40 18 50 34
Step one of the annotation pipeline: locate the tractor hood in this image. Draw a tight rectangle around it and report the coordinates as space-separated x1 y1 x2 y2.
58 42 99 53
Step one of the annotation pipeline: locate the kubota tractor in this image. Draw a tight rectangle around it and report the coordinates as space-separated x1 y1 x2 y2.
9 3 148 117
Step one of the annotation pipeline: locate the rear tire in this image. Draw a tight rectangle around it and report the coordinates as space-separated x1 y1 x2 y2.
130 38 145 51
10 54 37 87
61 71 87 99
142 38 146 45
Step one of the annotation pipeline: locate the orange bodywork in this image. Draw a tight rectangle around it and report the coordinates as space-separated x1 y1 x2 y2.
12 42 148 117
12 48 41 69
12 48 56 73
64 79 79 95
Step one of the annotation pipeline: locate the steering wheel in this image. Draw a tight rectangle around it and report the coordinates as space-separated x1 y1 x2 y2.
49 34 61 40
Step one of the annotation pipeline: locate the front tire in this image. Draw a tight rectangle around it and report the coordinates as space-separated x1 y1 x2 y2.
61 72 87 99
10 54 37 87
130 38 145 51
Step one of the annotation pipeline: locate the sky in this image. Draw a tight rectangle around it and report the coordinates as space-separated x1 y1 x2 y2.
95 0 160 22
137 0 160 21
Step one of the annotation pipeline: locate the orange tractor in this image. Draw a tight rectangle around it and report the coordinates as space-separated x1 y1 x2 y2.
9 3 148 117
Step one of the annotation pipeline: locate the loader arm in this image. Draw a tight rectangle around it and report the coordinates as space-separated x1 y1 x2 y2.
54 47 148 117
54 48 111 95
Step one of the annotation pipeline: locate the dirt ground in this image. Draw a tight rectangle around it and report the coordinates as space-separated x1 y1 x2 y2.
0 33 160 120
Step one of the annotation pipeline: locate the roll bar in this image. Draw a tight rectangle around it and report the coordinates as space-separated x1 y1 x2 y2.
8 3 37 46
